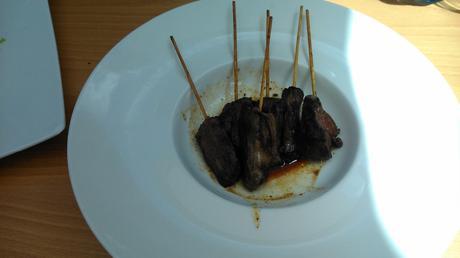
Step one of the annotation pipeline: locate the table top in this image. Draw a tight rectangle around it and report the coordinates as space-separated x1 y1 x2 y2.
0 0 459 257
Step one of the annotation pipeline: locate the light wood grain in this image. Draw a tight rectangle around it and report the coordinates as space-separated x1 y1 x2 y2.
331 0 460 101
0 1 458 257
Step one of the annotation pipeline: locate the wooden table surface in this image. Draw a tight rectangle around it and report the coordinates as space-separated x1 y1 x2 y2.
1 0 459 257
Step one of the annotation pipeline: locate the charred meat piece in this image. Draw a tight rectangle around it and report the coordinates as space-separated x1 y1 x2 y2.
280 86 304 162
300 95 342 161
219 97 255 149
239 107 283 191
262 97 285 151
262 97 284 114
196 117 241 187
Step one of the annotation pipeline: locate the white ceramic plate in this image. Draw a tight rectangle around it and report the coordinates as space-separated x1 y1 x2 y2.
0 0 65 158
67 0 460 257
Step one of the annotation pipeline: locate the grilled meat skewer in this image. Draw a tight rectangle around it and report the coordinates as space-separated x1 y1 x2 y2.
196 117 242 187
279 86 304 162
239 106 283 191
300 95 342 161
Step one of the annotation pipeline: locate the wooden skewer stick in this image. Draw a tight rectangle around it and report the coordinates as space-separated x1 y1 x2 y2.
265 10 271 97
259 16 273 111
305 9 317 96
266 10 270 35
232 1 239 100
170 36 208 119
258 13 270 110
292 6 303 87
258 24 268 110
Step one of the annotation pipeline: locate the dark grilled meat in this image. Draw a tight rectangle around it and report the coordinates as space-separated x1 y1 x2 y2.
219 97 255 149
196 117 241 187
239 107 283 191
279 86 304 162
262 97 285 151
300 95 342 161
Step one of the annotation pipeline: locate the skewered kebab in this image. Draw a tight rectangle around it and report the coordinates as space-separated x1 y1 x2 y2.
261 6 305 164
220 8 283 191
261 97 285 152
196 117 242 186
279 86 303 162
221 8 282 191
170 36 241 187
239 15 283 191
301 95 342 160
277 6 305 163
171 3 282 191
219 1 256 150
219 3 283 191
260 9 285 153
239 105 283 190
299 10 342 161
171 6 343 192
220 97 255 149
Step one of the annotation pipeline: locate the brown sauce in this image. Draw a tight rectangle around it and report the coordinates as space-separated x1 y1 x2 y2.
267 160 308 182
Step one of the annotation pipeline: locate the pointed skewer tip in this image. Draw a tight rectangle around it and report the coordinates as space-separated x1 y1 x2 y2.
170 36 209 119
